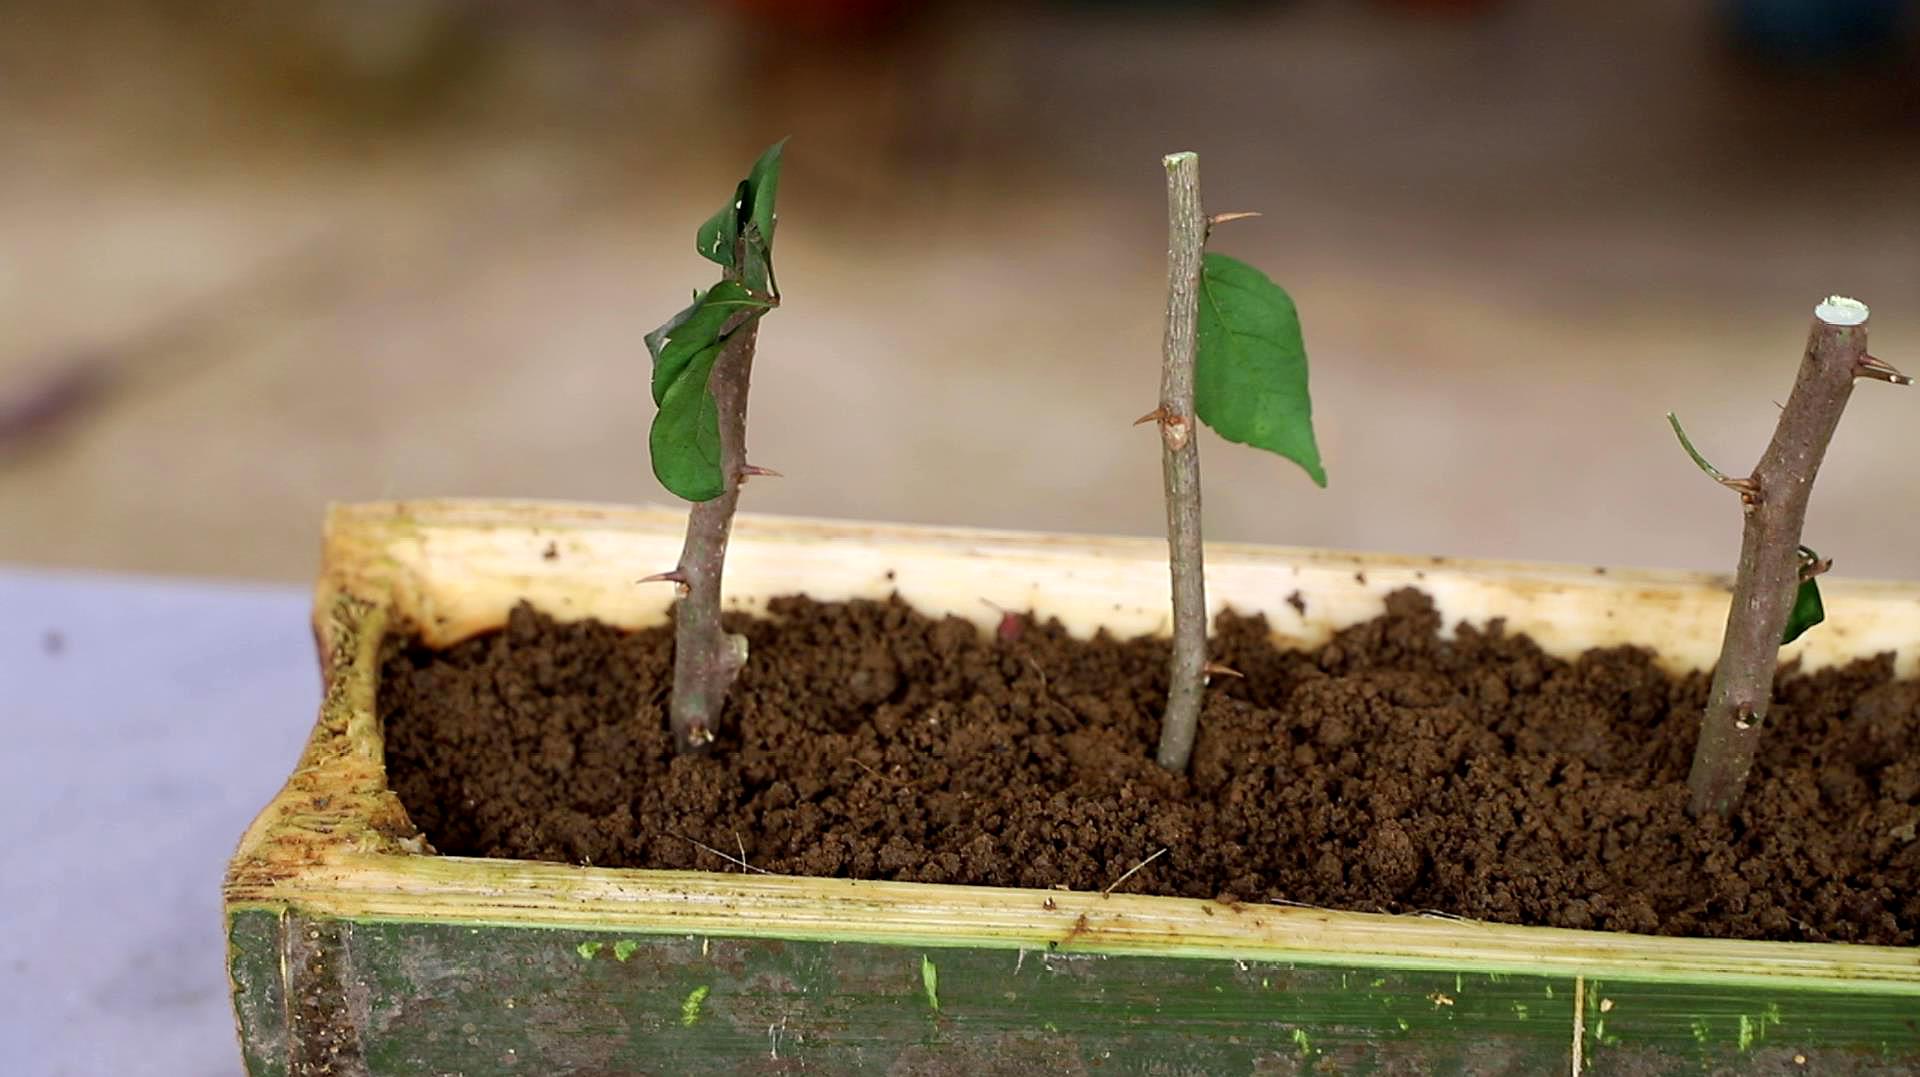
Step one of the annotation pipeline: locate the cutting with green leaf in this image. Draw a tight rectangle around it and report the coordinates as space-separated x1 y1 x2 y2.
642 139 789 754
1141 151 1325 774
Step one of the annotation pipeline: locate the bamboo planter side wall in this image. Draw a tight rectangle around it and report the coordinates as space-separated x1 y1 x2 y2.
226 500 1920 1075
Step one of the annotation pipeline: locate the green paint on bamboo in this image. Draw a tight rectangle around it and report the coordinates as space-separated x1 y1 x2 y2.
921 954 940 1011
1513 1004 1529 1021
1691 1018 1712 1045
681 986 709 1027
1291 1029 1313 1054
613 940 639 962
576 941 602 960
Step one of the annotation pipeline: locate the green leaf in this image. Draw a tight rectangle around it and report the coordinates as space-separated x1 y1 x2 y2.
693 140 787 292
1193 252 1325 487
646 281 770 502
647 282 768 407
740 139 786 297
745 138 786 253
650 346 726 502
1782 547 1827 645
696 180 749 268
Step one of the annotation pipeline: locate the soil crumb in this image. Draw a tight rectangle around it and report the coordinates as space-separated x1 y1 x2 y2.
381 590 1920 945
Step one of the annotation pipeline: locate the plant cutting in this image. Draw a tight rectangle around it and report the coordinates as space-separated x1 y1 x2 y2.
1667 295 1909 818
641 139 786 753
1137 150 1324 773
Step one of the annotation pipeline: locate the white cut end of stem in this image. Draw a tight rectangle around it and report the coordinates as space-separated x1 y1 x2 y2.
1163 150 1197 169
1816 296 1869 326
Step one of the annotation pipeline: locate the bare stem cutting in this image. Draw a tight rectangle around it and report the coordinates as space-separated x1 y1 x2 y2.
1681 296 1906 817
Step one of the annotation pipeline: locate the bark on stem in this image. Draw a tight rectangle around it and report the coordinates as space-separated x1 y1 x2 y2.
1687 298 1879 818
667 292 762 754
1154 151 1209 773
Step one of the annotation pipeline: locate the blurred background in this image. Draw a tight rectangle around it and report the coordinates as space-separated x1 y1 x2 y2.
4 0 1918 583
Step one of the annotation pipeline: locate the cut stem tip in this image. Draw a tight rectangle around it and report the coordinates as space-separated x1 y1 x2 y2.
1815 295 1869 327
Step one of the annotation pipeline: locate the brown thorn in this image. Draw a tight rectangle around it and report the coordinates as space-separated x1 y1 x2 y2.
1203 661 1244 680
639 569 691 596
1207 211 1263 228
740 463 784 481
1856 355 1912 386
1719 475 1761 503
1134 405 1169 427
1800 553 1833 582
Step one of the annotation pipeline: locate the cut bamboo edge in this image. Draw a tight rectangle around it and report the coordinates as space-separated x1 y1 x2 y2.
226 499 1920 996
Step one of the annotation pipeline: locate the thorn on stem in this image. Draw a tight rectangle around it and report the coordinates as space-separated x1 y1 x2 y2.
640 569 692 597
1202 661 1244 680
1206 211 1263 236
1136 404 1193 450
1856 355 1912 386
740 463 784 482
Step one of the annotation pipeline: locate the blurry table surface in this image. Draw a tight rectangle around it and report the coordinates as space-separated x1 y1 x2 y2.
0 567 317 1077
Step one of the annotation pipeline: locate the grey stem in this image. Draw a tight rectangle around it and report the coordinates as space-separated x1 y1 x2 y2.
667 279 763 754
1154 151 1209 773
1687 298 1884 817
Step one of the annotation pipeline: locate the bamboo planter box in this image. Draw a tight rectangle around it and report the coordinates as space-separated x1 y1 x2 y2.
227 500 1920 1075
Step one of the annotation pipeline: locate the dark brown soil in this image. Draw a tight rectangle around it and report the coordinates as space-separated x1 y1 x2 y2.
380 590 1920 945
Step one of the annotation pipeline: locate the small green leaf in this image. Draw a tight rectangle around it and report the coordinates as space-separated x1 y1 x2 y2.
696 179 749 268
1782 546 1827 644
1193 252 1325 486
648 282 768 406
650 344 727 502
740 140 786 297
745 138 786 253
647 282 769 502
694 140 786 293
